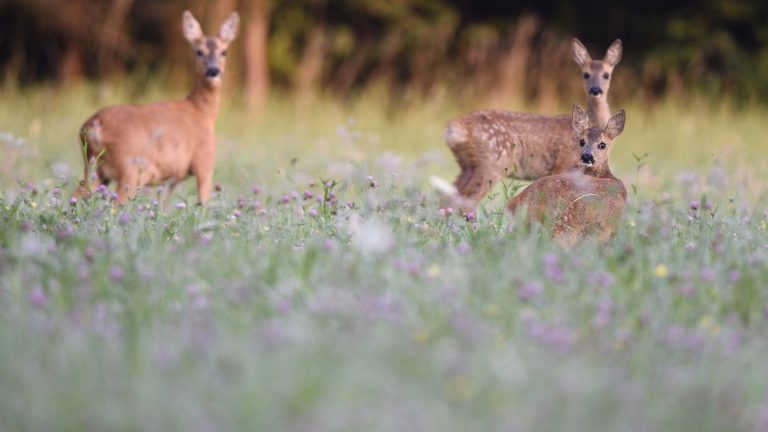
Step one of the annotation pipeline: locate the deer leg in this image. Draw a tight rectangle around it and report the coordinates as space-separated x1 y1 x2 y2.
456 166 499 211
453 157 474 192
115 171 139 205
162 181 178 208
71 181 92 200
196 169 214 205
439 160 474 210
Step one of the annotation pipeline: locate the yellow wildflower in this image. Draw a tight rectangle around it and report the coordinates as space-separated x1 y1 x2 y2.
698 315 720 337
413 328 431 343
483 304 501 317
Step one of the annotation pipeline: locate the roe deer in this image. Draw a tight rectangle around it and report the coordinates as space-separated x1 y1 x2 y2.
442 39 623 211
507 103 626 248
72 10 240 205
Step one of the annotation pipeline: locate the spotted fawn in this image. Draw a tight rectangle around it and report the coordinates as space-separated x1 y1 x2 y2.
442 39 623 211
507 103 627 248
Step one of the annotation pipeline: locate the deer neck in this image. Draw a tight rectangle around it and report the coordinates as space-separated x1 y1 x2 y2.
582 162 614 179
587 97 611 129
187 79 222 123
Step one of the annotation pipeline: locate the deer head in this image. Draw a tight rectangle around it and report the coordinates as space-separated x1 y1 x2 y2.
571 39 622 101
571 103 625 175
182 11 240 87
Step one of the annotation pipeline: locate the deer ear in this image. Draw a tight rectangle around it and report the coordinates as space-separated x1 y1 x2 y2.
604 39 623 67
182 11 203 44
571 103 590 135
571 38 591 66
605 109 626 140
219 12 240 43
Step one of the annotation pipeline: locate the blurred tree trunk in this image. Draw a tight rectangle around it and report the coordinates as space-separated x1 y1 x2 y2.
99 0 135 78
334 36 371 95
535 34 567 113
208 0 236 30
294 22 327 107
485 14 537 108
59 44 84 85
243 0 271 112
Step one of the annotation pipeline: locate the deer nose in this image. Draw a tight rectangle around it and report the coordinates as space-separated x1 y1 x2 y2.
589 86 603 96
581 153 595 164
205 67 221 78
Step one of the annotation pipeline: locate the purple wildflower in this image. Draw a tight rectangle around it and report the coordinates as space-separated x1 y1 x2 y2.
729 270 742 283
117 212 131 226
28 287 46 308
518 281 543 301
322 238 337 252
109 266 124 282
457 241 471 255
593 297 614 328
700 267 716 282
592 271 615 288
543 253 565 282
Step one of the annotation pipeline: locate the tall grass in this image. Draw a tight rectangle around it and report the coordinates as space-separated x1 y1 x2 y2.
0 85 767 431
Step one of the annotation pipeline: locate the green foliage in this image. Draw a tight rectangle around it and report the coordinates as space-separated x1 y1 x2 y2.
2 0 768 102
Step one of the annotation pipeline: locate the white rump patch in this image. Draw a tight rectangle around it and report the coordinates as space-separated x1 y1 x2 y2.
429 175 458 197
87 119 102 145
444 123 468 148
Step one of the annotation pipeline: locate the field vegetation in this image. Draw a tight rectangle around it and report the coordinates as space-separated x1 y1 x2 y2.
1 83 768 430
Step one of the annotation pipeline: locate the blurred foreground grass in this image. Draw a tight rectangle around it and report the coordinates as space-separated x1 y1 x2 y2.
1 84 768 431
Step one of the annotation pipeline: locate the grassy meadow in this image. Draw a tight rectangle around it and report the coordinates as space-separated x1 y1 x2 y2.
1 83 768 431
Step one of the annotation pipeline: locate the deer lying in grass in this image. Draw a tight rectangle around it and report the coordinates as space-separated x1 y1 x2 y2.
441 39 623 211
72 10 240 205
507 103 626 248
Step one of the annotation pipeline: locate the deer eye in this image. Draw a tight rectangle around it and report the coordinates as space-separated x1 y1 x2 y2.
221 49 228 57
603 73 610 79
598 142 607 150
583 73 590 79
579 139 586 147
196 50 204 57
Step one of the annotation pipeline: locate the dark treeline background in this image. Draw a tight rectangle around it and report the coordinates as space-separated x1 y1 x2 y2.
1 0 767 108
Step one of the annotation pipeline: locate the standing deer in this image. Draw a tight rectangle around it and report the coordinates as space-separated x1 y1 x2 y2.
441 39 623 211
507 103 626 248
72 10 240 205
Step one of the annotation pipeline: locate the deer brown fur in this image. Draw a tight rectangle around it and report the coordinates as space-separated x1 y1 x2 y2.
443 39 622 211
72 11 240 205
507 103 627 248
